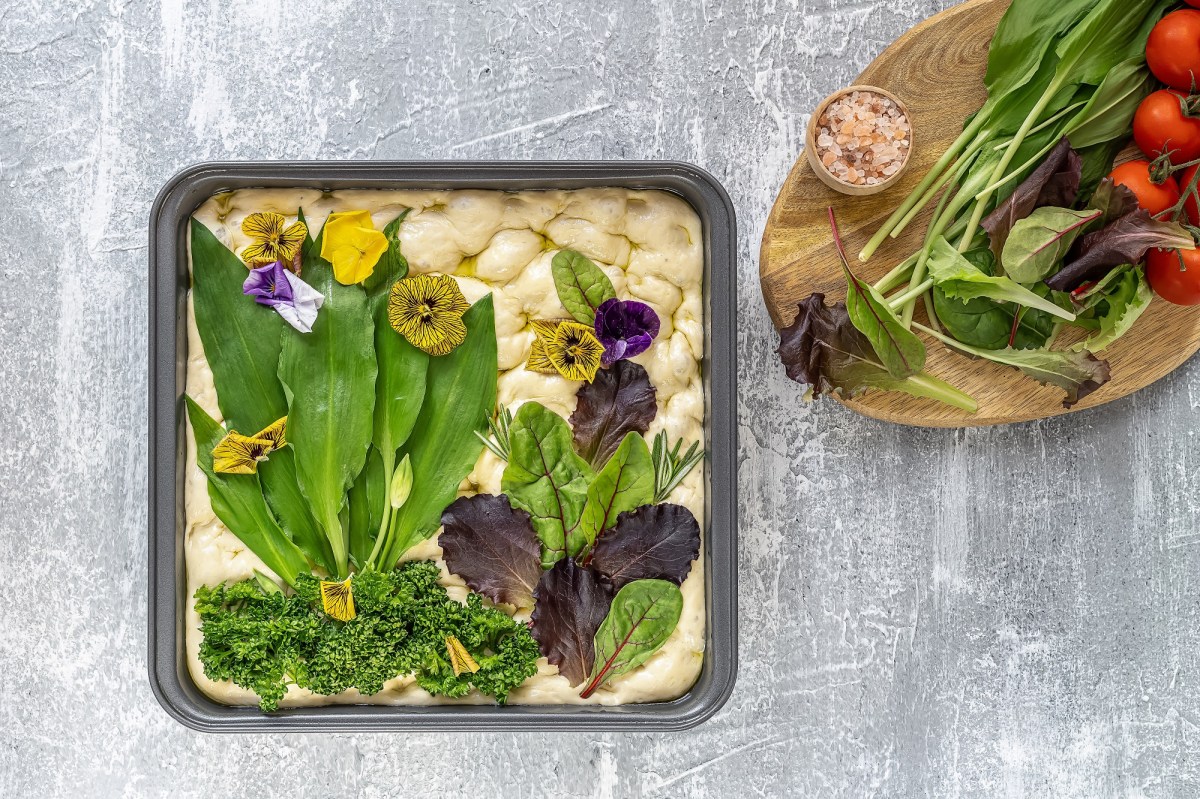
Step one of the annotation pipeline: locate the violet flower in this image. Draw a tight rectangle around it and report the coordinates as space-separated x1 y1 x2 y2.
243 261 324 333
593 298 660 365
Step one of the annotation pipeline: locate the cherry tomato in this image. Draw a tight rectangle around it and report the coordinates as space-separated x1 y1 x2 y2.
1147 11 1200 92
1134 90 1200 164
1189 1 1200 8
1181 164 1200 225
1108 160 1181 216
1147 247 1200 305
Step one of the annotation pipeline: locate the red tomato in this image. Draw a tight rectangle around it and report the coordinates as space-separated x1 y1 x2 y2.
1147 11 1200 92
1148 247 1200 305
1189 1 1200 8
1108 160 1181 216
1134 90 1200 163
1181 164 1200 225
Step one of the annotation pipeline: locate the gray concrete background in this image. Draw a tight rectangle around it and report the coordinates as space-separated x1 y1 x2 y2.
2 0 1198 796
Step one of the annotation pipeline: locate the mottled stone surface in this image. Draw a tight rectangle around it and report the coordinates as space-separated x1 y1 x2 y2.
2 1 1199 796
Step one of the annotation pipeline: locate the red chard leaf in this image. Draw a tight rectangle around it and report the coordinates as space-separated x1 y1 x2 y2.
439 494 542 607
570 360 657 468
589 503 701 589
982 137 1082 259
530 558 614 686
1046 210 1196 291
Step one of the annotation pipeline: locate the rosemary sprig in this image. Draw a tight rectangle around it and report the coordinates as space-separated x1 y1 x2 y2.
651 430 704 503
475 404 513 461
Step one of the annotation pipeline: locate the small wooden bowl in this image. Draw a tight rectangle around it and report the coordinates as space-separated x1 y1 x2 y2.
805 84 913 197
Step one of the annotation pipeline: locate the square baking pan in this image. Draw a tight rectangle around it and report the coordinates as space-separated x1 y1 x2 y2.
148 161 737 732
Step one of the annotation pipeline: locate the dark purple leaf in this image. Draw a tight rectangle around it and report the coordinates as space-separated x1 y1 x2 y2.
439 494 542 607
589 503 701 589
570 360 657 467
530 558 614 686
982 138 1082 259
594 298 660 365
1046 210 1195 291
1086 178 1139 227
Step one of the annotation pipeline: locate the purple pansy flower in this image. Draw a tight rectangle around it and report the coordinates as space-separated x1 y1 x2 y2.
243 261 325 333
243 261 295 307
593 298 660 365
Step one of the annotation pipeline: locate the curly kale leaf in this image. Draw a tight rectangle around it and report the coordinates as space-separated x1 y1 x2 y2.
194 561 538 711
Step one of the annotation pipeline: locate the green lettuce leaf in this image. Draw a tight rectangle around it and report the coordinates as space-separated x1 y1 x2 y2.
1072 267 1152 353
928 237 1075 320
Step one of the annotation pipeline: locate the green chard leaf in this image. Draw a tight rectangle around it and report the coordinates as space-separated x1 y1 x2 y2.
1071 267 1152 353
552 249 617 325
580 579 683 699
928 237 1075 321
278 229 378 579
185 396 309 587
379 296 498 568
189 218 328 572
1001 207 1101 284
502 401 595 568
578 432 655 550
841 263 926 379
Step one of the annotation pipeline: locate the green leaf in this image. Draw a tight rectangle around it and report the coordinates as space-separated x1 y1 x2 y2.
928 237 1075 321
1072 267 1152 353
933 290 1058 351
184 396 309 588
1002 207 1100 284
502 401 594 568
361 210 411 298
371 318 428 477
551 250 617 325
581 580 683 698
842 264 926 379
1062 57 1153 150
347 447 384 569
1051 0 1173 90
379 296 499 567
578 432 655 551
278 232 378 579
188 218 287 431
189 218 328 572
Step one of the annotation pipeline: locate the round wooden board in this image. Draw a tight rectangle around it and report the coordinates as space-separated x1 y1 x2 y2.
759 0 1200 428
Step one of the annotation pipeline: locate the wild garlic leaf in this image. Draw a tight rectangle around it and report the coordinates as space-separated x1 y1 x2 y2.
1061 58 1154 150
379 296 498 569
578 432 655 549
530 558 614 687
1071 267 1152 353
184 396 310 588
777 294 977 413
928 237 1075 320
581 579 683 698
1002 207 1101 284
439 493 542 608
551 249 617 325
589 503 701 590
842 263 926 379
502 401 595 568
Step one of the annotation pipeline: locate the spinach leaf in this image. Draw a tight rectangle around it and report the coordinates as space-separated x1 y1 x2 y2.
184 396 309 588
1002 207 1100 284
440 493 542 608
570 360 658 468
530 558 614 687
842 262 925 379
502 401 594 568
278 230 378 579
933 290 1057 350
1071 267 1152 353
928 237 1075 320
379 296 498 568
589 503 701 590
578 432 655 549
777 294 977 413
552 249 617 325
580 579 683 698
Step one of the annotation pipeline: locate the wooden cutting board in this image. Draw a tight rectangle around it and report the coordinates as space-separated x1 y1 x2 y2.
759 0 1200 428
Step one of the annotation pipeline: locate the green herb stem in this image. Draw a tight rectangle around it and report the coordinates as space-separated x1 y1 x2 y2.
872 252 919 293
887 279 934 310
890 133 985 240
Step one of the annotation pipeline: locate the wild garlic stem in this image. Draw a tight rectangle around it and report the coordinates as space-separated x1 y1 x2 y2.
990 101 1086 152
887 279 933 310
873 252 919 293
858 115 990 262
891 133 984 239
365 456 397 571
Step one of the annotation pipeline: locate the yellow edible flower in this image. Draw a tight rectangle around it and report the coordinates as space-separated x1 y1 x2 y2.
387 273 471 356
319 578 356 622
211 417 288 474
445 636 480 676
319 210 388 285
526 319 604 382
240 212 307 267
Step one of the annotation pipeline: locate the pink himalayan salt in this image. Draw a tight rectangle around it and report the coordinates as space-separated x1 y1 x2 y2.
813 90 910 187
